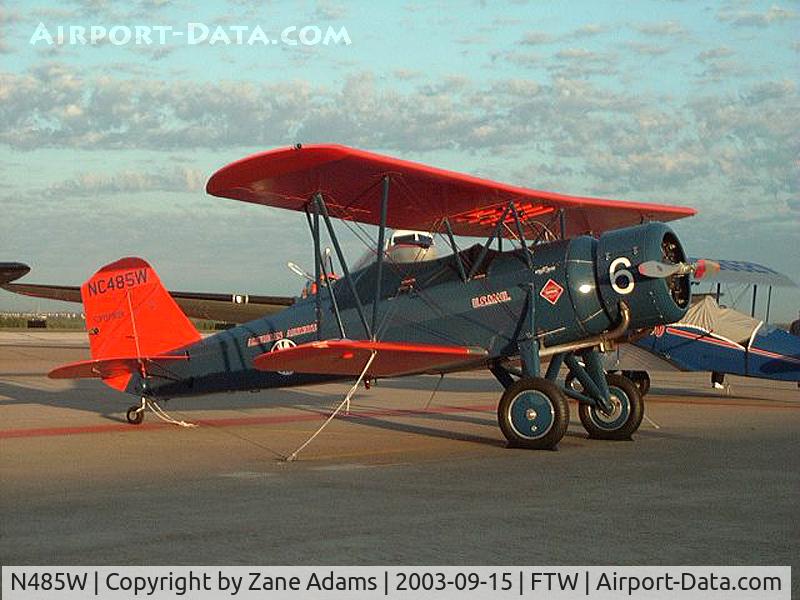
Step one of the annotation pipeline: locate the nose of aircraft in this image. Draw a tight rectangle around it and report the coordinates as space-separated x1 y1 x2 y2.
595 223 692 330
0 262 31 285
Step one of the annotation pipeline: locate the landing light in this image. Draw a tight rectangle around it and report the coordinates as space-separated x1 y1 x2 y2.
578 284 593 294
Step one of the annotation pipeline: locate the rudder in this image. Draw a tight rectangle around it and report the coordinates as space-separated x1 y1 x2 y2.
80 257 200 389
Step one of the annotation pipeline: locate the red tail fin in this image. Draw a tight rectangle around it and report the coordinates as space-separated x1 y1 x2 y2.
80 257 200 390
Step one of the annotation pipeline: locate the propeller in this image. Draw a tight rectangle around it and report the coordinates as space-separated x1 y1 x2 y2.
287 262 315 282
638 259 720 280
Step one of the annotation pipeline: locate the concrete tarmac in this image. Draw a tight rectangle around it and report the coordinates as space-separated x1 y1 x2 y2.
0 332 798 581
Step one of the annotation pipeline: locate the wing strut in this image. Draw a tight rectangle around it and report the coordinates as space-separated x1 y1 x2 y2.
304 204 346 338
510 202 533 270
371 176 390 339
467 200 514 280
315 193 372 339
311 202 323 338
443 218 467 283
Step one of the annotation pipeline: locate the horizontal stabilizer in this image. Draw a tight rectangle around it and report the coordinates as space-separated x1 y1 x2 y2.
253 339 487 377
49 355 189 390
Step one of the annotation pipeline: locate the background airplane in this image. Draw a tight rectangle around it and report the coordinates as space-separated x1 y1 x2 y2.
0 262 30 286
2 265 293 323
592 261 799 393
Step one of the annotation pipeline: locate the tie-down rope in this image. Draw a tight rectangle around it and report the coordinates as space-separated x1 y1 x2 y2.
145 398 197 428
284 350 377 462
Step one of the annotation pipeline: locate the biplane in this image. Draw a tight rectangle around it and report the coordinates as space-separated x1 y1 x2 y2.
39 144 712 450
621 295 800 389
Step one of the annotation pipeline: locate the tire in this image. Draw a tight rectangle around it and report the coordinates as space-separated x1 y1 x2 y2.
579 373 643 440
126 405 144 425
498 378 569 449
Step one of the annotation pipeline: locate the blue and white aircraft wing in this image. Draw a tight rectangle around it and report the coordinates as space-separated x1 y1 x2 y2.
688 258 796 287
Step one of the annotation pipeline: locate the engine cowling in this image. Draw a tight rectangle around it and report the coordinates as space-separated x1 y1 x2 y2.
551 223 690 345
594 222 690 329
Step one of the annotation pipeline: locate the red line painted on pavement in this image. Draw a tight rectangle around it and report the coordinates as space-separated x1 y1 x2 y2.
0 403 496 440
2 397 796 441
647 398 800 410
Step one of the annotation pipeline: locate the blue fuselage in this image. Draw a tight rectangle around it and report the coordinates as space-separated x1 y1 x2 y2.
128 223 691 400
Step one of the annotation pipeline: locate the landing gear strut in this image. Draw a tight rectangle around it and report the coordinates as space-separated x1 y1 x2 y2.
625 370 651 396
566 369 650 397
493 285 570 450
578 373 644 440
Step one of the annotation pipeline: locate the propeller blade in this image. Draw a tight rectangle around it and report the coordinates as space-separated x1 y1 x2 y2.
638 261 684 278
638 259 721 280
692 259 720 280
287 262 315 282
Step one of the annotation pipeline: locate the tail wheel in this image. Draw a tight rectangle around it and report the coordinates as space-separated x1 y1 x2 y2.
579 373 643 440
126 405 144 425
498 378 569 450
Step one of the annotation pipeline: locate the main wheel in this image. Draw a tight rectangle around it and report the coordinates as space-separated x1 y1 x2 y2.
579 373 643 440
126 405 144 425
498 378 569 449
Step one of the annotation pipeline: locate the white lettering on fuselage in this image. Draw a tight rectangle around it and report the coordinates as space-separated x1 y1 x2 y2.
471 290 511 309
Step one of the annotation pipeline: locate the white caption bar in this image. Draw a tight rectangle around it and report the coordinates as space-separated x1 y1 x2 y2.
1 566 791 599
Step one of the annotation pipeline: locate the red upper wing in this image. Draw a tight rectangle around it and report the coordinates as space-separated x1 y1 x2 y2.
206 144 696 238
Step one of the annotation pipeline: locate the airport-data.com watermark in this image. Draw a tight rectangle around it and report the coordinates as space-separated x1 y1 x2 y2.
29 22 352 47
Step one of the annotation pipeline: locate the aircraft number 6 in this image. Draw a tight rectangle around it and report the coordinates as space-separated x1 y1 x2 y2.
609 257 635 295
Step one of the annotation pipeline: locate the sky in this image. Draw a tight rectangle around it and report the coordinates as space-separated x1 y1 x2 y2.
0 0 798 322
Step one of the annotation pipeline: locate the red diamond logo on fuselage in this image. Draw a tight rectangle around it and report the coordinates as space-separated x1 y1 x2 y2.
539 279 564 305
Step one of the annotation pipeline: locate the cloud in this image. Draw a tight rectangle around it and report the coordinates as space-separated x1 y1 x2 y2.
520 31 556 45
743 79 795 104
689 80 799 196
717 4 796 27
634 20 686 37
313 0 348 20
0 64 796 219
584 147 711 192
392 68 421 80
697 46 734 62
549 48 619 78
695 52 752 83
455 34 490 45
625 42 671 57
517 24 612 47
568 23 610 38
0 5 20 54
44 167 205 197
